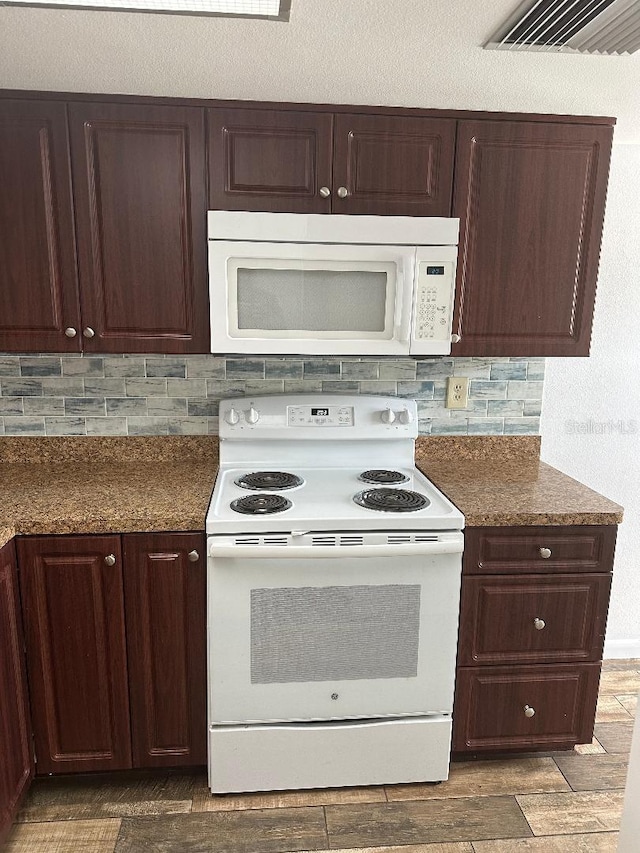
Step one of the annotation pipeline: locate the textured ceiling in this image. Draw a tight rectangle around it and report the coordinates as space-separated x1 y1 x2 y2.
0 0 639 140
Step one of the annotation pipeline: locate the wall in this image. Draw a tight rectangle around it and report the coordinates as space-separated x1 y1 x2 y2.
0 355 543 436
541 144 640 657
0 0 639 141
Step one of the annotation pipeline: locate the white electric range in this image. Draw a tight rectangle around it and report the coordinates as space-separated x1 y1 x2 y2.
206 395 464 793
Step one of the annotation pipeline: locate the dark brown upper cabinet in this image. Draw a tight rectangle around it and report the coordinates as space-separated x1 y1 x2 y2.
0 540 33 845
208 108 455 216
69 103 209 353
18 535 132 775
332 114 455 216
123 532 207 768
451 120 613 356
208 108 334 213
0 100 81 352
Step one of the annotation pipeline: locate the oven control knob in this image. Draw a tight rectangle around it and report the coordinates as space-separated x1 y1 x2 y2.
246 406 260 425
380 407 396 424
225 407 240 425
399 408 413 425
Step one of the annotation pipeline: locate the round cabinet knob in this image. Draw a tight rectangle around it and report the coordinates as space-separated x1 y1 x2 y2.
187 550 199 562
337 186 349 198
398 408 413 425
246 406 260 425
524 705 536 718
539 547 552 559
380 407 396 424
533 617 546 630
451 333 461 344
104 554 116 566
225 407 240 425
64 327 77 338
83 327 95 339
319 186 331 198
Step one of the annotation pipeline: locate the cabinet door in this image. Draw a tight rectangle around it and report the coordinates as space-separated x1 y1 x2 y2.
332 114 456 216
123 533 206 768
0 541 33 846
0 100 81 352
453 663 601 752
458 573 612 666
452 120 613 356
69 103 208 353
208 108 333 213
18 536 131 774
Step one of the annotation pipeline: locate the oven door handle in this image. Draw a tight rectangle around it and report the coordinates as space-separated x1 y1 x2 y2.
208 541 463 559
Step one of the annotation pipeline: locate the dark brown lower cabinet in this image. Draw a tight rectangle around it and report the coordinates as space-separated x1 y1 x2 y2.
18 535 131 774
124 533 206 768
0 540 33 845
453 525 616 755
17 532 206 776
453 663 601 752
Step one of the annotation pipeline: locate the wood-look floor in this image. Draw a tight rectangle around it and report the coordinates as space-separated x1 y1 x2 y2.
7 661 639 853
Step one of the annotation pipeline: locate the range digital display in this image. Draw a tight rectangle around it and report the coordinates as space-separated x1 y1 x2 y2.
311 408 329 416
426 266 445 275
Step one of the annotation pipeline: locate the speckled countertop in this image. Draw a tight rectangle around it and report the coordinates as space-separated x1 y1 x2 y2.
0 435 622 551
0 437 219 549
415 436 623 527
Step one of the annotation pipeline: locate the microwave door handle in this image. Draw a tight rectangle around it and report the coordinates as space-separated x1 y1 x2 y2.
395 252 415 343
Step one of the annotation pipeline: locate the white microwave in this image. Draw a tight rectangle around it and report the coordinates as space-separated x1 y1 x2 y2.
208 211 459 356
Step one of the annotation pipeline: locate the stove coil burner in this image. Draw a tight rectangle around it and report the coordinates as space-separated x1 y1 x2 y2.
230 494 293 515
353 488 430 513
359 469 409 485
235 471 304 491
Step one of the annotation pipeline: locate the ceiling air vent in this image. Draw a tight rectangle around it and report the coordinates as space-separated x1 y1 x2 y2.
485 0 640 55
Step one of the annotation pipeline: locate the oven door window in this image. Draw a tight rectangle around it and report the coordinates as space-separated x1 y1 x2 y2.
250 584 421 684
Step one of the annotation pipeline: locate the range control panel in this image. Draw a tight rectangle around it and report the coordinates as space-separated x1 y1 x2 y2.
288 405 354 426
414 261 455 342
219 395 419 441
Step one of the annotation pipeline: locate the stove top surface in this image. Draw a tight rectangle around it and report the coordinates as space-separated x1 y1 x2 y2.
207 395 464 534
206 465 464 533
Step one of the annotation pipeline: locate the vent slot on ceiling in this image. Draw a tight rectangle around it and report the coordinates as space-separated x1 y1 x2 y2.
485 0 640 54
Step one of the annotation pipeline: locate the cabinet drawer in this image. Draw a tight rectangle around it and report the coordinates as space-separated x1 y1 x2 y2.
464 525 617 575
458 574 611 665
453 663 600 752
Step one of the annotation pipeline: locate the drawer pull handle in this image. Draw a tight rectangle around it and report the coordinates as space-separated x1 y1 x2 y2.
539 547 552 559
533 617 546 630
524 705 536 718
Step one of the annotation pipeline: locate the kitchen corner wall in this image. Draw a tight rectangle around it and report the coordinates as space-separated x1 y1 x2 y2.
0 354 544 436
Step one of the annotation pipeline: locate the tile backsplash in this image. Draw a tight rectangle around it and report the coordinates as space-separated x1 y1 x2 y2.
0 354 544 436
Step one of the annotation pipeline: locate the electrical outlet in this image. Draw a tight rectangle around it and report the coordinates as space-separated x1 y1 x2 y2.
446 376 469 409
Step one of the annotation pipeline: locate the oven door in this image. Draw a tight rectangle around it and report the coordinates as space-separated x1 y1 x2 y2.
207 535 463 724
208 240 415 355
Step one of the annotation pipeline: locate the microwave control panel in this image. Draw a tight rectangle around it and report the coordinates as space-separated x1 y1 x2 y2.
413 261 455 342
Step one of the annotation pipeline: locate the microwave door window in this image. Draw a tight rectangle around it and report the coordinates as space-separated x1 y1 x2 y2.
234 265 392 338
